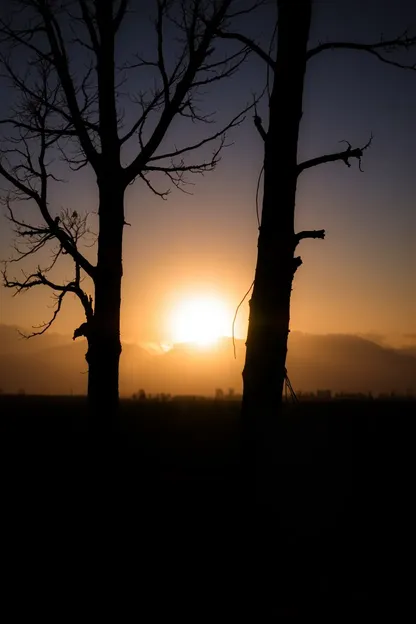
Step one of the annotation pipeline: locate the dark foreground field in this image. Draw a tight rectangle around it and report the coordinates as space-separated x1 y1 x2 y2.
1 396 414 619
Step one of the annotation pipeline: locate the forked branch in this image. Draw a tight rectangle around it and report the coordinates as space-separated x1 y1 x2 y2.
297 135 373 175
307 31 416 69
3 263 93 338
2 204 94 337
214 29 275 69
122 0 256 188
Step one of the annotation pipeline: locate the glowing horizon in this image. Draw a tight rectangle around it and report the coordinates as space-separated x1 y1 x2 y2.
0 1 415 357
168 295 233 347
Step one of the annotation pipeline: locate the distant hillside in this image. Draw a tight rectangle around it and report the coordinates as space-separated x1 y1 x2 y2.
0 324 415 396
0 325 68 355
286 333 416 395
400 346 416 358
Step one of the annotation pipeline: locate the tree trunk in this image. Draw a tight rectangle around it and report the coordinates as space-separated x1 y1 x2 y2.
85 5 123 436
241 1 312 482
86 182 124 434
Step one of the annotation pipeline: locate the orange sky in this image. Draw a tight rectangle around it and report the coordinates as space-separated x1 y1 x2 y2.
0 0 415 350
1 166 414 350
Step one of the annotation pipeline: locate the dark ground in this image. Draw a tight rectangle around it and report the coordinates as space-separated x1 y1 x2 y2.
0 395 414 619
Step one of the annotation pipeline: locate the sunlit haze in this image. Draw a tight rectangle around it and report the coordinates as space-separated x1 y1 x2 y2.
0 0 415 396
168 296 232 346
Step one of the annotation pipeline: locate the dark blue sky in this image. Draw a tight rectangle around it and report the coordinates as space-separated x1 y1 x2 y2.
0 0 415 348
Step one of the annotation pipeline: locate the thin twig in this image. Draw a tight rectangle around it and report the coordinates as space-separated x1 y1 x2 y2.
232 280 254 359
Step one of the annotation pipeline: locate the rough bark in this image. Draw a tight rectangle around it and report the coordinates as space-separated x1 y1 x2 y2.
85 3 123 433
86 181 124 433
241 1 312 480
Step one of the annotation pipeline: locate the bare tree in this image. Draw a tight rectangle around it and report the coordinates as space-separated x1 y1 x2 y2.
216 0 416 478
0 0 254 431
2 203 95 338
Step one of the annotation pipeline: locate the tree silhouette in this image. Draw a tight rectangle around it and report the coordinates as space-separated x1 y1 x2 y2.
0 0 254 431
217 0 416 476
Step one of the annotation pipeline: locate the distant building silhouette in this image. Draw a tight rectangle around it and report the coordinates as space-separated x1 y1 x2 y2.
316 389 332 400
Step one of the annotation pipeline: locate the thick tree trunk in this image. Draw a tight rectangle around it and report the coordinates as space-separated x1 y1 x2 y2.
86 6 123 435
241 1 312 480
86 183 124 433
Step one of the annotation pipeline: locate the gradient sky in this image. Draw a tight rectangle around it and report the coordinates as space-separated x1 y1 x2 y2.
0 0 415 348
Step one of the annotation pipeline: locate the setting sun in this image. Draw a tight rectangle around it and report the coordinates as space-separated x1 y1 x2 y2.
169 296 231 346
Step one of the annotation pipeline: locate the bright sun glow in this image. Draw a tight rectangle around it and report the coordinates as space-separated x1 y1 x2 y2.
169 296 231 346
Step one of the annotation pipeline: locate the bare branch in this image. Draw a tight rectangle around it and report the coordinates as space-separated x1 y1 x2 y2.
32 2 101 171
138 171 170 200
295 229 325 245
77 0 100 55
297 135 373 175
3 259 92 339
0 60 96 281
122 0 241 186
0 117 79 138
214 29 275 69
2 264 72 328
145 103 251 166
2 203 94 339
21 290 68 338
0 17 100 147
192 46 251 88
307 31 416 70
119 89 165 146
113 0 129 33
0 164 95 278
156 0 170 107
145 162 215 173
226 1 269 20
